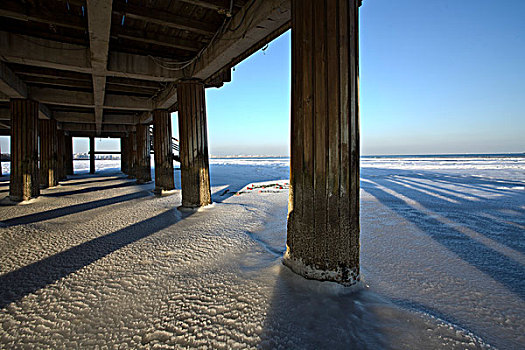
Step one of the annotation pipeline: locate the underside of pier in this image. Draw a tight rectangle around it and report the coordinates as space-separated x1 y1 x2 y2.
0 0 362 285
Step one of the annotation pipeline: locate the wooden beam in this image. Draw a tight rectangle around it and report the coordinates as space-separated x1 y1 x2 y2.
29 87 153 111
60 122 135 133
0 61 52 119
112 30 202 52
0 61 28 98
112 3 217 36
54 111 139 124
0 31 182 81
178 0 245 12
87 0 112 135
155 0 291 109
0 5 86 31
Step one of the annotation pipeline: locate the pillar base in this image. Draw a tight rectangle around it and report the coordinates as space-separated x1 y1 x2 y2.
282 249 360 286
176 204 211 213
154 188 177 197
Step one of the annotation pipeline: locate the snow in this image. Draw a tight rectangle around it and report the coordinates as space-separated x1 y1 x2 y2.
0 156 524 349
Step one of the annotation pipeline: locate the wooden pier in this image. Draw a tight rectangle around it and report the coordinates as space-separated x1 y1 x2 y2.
0 0 362 285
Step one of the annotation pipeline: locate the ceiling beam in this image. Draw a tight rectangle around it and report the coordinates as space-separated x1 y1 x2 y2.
111 30 202 52
54 111 139 125
87 0 113 135
155 0 291 110
60 122 135 133
29 87 153 111
178 0 245 12
0 3 86 32
0 31 182 82
0 61 51 119
112 3 217 36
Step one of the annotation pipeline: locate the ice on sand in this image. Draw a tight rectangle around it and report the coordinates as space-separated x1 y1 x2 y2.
0 156 523 349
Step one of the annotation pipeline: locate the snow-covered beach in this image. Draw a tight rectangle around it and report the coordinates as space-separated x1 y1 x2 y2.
0 156 523 349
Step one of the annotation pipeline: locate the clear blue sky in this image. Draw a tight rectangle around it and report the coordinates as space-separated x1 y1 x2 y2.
1 0 524 156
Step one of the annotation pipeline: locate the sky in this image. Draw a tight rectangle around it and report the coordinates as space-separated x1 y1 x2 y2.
1 0 524 156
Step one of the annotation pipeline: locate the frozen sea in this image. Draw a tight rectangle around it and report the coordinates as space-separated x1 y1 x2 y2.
0 155 524 349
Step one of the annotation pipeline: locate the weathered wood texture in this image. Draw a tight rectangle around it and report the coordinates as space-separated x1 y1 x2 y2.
56 129 66 181
9 99 40 200
89 136 95 174
39 119 58 187
65 135 74 175
135 123 152 183
177 81 211 208
285 0 360 286
153 110 175 191
120 136 129 174
127 131 138 179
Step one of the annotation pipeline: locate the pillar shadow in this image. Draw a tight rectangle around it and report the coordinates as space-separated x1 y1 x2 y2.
0 209 181 309
362 168 525 301
1 191 151 226
259 266 393 349
42 181 138 197
60 176 127 187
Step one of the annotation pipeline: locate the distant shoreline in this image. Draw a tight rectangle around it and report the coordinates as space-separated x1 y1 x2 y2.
209 153 524 159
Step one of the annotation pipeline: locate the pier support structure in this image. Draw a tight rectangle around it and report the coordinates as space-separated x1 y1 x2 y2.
56 129 66 181
65 135 74 175
39 119 58 188
153 109 175 193
128 131 137 179
120 136 129 174
89 136 95 174
284 0 361 286
9 99 40 201
135 123 151 183
177 80 211 208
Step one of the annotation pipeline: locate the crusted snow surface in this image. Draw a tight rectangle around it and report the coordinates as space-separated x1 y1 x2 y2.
0 157 524 349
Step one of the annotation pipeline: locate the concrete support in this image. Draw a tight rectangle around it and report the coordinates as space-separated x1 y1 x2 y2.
65 135 74 175
56 129 67 181
153 109 175 193
284 0 361 286
39 119 58 188
9 99 40 201
135 124 151 183
177 80 211 208
89 136 95 174
120 136 129 174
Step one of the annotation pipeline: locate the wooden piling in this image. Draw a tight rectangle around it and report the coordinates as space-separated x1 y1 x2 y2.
128 131 137 179
285 0 361 286
9 99 40 201
89 136 95 174
120 136 129 174
39 119 58 188
65 135 74 175
177 80 211 208
153 109 175 192
56 129 66 181
135 124 151 183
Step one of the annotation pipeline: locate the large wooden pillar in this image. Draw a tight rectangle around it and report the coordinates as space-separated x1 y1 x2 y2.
135 124 151 183
9 99 40 201
285 0 361 286
153 109 175 192
65 135 74 175
120 136 129 174
177 80 211 208
89 136 95 174
39 119 58 188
